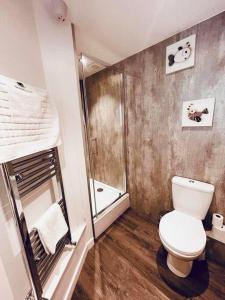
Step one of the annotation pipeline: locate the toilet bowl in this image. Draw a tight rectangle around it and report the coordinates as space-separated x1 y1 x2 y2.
159 210 206 277
159 176 214 278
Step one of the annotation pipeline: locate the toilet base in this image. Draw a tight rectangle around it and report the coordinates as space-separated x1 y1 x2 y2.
167 253 193 278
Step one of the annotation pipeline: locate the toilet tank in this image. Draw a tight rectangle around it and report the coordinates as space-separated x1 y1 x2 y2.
172 176 214 220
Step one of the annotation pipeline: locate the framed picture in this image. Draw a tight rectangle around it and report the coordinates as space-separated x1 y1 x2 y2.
166 34 196 74
182 98 215 127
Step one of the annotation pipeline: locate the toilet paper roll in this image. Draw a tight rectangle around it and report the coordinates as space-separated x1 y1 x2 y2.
212 213 224 228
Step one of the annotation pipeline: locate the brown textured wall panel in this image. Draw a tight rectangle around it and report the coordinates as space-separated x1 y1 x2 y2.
85 68 126 191
85 12 225 223
118 12 225 222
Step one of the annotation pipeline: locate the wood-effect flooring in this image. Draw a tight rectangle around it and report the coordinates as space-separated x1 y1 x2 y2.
72 209 225 300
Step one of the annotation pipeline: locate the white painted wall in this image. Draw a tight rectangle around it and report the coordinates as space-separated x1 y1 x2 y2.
0 170 32 300
0 0 93 299
32 0 92 239
0 1 46 299
32 0 93 298
0 0 46 88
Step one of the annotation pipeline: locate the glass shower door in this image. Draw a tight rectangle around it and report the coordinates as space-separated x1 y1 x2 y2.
79 55 126 218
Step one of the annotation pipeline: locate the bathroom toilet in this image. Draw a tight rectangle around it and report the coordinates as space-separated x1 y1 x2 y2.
159 176 214 278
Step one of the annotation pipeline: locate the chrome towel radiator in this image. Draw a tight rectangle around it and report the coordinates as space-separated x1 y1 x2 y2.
2 147 72 300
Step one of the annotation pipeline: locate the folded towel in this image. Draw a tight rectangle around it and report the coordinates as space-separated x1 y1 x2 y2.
34 203 68 255
0 74 60 163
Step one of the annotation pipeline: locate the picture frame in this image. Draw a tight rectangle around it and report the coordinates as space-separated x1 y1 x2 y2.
166 34 196 74
182 98 215 127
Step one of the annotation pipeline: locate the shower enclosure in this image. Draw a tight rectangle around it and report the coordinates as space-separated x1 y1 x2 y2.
79 54 129 236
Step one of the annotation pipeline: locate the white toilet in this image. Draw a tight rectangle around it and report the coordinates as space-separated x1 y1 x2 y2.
159 176 214 278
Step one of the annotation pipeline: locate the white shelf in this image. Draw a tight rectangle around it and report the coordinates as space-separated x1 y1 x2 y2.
42 223 87 300
207 229 225 244
42 245 75 300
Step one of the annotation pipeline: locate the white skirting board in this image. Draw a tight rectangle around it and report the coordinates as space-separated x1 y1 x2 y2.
94 193 130 238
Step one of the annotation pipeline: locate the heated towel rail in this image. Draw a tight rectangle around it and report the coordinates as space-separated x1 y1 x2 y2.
3 147 72 300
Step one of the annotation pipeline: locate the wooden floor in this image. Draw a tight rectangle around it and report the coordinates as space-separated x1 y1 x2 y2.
72 209 225 300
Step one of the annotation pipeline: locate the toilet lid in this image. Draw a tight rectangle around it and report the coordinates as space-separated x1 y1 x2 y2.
159 210 206 256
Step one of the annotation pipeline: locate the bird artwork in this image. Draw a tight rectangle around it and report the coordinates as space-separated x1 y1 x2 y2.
182 98 215 127
168 41 191 66
187 103 208 122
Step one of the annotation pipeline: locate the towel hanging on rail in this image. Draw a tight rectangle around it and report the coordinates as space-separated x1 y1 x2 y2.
33 203 69 255
0 74 60 163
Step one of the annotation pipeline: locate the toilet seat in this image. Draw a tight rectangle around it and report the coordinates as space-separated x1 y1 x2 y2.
159 210 206 256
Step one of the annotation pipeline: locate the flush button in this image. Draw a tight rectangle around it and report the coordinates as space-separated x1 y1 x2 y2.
189 180 195 183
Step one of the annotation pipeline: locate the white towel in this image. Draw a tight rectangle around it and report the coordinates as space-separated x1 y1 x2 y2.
9 84 44 119
34 203 69 255
0 74 60 163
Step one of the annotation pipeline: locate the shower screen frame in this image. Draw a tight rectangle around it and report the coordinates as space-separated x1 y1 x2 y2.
79 54 127 221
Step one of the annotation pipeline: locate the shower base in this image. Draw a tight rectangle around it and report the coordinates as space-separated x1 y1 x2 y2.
89 179 130 237
94 193 130 238
90 179 124 216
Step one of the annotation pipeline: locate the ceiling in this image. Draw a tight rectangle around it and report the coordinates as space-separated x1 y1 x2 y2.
66 0 225 65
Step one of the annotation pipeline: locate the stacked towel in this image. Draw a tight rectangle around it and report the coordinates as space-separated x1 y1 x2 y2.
0 74 60 163
34 203 68 255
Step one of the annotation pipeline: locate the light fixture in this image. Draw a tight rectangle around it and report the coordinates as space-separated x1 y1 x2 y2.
80 55 87 65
